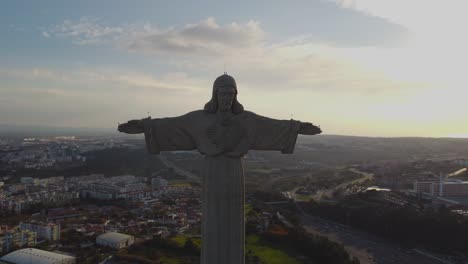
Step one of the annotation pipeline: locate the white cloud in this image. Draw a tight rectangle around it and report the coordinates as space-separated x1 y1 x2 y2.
49 17 124 45
331 0 468 36
46 17 264 55
0 67 206 95
37 17 429 104
43 17 419 95
125 17 264 56
0 68 68 81
25 16 464 136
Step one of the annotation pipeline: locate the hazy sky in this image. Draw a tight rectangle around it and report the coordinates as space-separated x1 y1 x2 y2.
1 0 467 137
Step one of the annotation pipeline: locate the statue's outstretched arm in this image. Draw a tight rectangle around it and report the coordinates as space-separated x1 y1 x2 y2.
117 118 148 134
298 122 322 135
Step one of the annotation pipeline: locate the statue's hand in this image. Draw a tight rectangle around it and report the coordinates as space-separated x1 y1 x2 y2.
298 122 322 135
118 119 144 134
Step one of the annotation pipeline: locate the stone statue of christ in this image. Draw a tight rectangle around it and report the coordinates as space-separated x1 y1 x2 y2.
118 74 322 264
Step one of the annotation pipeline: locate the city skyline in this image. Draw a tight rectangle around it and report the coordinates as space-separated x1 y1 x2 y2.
1 1 468 137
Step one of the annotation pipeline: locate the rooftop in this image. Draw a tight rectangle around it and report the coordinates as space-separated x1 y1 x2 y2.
0 248 75 264
97 232 133 243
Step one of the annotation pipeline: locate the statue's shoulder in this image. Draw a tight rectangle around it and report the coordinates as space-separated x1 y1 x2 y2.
183 110 259 119
239 110 258 118
184 110 202 115
182 110 212 120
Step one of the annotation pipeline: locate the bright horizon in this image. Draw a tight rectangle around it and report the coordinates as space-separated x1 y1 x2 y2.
1 1 468 138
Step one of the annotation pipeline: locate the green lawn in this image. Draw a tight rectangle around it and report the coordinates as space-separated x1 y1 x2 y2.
295 193 314 201
170 235 201 248
170 235 186 246
159 256 181 264
168 180 193 188
171 234 300 264
246 235 300 264
245 203 253 216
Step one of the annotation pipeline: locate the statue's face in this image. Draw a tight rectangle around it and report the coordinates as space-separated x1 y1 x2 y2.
217 86 236 112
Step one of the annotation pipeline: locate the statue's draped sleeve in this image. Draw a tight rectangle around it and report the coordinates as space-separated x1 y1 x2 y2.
250 113 301 154
141 113 196 154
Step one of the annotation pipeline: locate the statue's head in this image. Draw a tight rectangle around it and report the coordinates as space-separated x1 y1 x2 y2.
204 74 244 114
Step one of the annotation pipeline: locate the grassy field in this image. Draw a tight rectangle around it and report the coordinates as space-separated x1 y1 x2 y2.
245 203 253 216
171 235 201 248
246 235 300 264
170 234 300 264
159 256 181 264
168 180 193 188
294 193 314 201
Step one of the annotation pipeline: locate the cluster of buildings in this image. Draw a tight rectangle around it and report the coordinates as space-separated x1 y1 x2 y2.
0 137 207 261
365 158 468 190
358 157 468 205
0 231 135 264
69 173 176 200
0 222 60 254
80 175 152 200
0 169 202 260
0 173 172 214
19 222 60 242
0 176 79 214
414 173 468 197
1 170 200 221
0 136 126 171
0 230 36 254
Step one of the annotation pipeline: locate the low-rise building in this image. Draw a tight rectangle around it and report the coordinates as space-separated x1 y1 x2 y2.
0 230 37 254
414 176 468 197
0 248 75 264
19 222 60 241
80 175 151 200
96 232 134 249
152 177 168 188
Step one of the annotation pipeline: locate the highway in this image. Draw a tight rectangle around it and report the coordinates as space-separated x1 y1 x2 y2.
296 202 452 264
157 155 200 181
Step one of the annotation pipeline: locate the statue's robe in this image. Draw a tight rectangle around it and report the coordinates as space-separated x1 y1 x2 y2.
142 110 300 264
